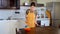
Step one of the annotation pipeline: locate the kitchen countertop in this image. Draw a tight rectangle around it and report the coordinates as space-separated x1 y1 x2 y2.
26 26 58 34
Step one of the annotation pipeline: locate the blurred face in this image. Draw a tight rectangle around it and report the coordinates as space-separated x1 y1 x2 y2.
30 6 35 11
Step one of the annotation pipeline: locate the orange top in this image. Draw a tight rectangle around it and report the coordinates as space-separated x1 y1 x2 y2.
26 11 35 28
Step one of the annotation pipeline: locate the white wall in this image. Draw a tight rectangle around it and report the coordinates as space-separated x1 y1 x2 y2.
0 10 20 20
53 0 60 2
0 10 15 19
37 0 53 3
20 0 60 6
20 0 53 6
20 0 29 5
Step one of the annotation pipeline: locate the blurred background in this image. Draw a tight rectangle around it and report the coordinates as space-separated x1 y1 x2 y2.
0 0 60 34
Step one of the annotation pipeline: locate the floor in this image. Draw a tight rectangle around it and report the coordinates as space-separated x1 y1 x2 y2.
26 26 58 34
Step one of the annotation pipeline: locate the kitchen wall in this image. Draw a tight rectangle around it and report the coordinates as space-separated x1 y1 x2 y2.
0 10 21 20
20 0 60 6
37 0 60 3
0 6 28 20
20 0 53 6
0 10 15 19
20 0 29 5
37 0 53 6
53 0 60 2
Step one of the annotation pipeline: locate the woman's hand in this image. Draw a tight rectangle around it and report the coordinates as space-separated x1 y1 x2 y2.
35 21 39 26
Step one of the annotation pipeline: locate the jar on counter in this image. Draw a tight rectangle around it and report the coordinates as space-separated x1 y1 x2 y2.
41 14 44 18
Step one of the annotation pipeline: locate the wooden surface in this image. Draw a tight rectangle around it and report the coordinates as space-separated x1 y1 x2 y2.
26 26 58 34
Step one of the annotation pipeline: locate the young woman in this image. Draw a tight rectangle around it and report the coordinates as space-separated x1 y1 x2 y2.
25 2 38 28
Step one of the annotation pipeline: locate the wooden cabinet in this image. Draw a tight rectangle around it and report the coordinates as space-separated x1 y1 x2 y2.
0 0 20 9
0 0 10 8
10 0 20 9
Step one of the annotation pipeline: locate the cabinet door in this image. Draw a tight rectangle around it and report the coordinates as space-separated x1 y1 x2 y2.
0 0 10 8
54 3 60 19
53 3 60 27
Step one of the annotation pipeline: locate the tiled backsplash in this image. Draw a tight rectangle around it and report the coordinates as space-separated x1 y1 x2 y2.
0 10 15 19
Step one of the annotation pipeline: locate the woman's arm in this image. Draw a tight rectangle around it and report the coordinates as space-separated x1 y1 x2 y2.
35 15 39 26
25 9 30 23
25 15 28 24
